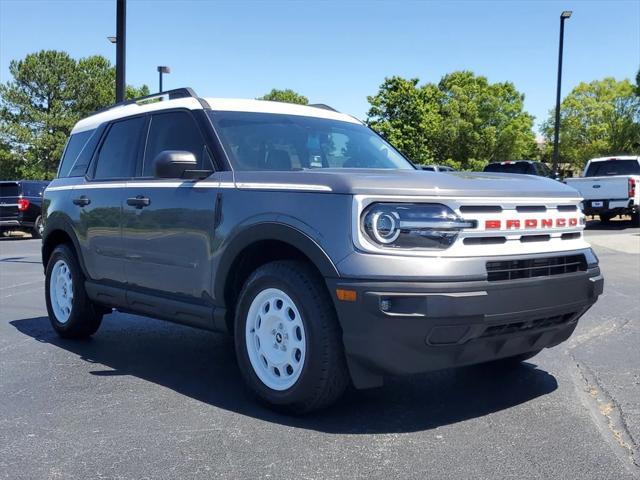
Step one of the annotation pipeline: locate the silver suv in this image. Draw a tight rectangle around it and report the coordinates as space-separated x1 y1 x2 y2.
42 88 603 413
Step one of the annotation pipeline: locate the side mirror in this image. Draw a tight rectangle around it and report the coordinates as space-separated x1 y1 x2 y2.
154 150 197 179
153 150 212 179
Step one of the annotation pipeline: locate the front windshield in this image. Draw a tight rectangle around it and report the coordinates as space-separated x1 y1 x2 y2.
208 111 414 171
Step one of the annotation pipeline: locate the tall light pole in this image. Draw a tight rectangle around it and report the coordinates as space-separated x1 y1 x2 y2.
115 0 126 102
157 66 171 93
552 10 572 177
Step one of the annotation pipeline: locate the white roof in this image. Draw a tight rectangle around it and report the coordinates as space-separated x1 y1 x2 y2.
204 98 361 124
587 156 639 163
72 96 360 134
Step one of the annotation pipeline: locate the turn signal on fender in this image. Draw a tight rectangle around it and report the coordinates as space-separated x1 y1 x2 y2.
336 289 357 302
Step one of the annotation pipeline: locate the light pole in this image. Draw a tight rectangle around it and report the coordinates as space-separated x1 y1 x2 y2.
115 0 126 102
552 10 572 178
157 66 171 93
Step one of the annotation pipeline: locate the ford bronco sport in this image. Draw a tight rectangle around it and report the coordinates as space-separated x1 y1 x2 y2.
42 88 603 413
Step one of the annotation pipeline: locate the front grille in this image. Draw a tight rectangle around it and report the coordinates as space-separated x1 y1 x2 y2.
480 312 577 338
486 254 587 281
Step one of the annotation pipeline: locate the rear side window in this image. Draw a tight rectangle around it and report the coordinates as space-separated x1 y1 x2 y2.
142 111 210 177
94 117 146 179
585 160 640 177
58 130 92 178
21 182 48 197
0 182 19 197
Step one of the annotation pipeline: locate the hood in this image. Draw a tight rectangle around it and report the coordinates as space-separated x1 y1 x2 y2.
233 169 580 198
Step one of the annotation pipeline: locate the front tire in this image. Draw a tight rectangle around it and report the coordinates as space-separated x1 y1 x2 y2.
234 261 349 414
45 244 102 338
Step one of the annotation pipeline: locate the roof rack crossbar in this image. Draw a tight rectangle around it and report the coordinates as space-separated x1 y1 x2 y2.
92 88 200 115
308 103 339 112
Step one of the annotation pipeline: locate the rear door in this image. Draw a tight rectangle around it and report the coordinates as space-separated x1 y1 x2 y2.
75 116 146 285
0 182 20 224
123 110 220 302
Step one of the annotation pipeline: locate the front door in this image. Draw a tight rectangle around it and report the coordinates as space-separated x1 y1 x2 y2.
122 110 220 303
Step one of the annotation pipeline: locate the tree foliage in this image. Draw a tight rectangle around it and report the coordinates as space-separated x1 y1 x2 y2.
0 50 149 179
258 88 308 105
541 77 640 168
366 72 537 169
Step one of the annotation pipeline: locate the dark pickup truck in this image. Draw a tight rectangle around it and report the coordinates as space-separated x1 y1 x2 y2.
0 180 49 238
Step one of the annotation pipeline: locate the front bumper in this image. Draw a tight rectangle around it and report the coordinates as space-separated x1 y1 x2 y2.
327 267 603 389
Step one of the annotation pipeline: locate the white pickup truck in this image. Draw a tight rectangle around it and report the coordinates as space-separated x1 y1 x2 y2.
565 156 640 224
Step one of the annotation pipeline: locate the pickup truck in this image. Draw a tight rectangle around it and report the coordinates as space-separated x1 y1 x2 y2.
565 156 640 224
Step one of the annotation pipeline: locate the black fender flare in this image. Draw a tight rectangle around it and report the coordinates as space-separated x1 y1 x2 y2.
41 215 89 278
213 221 339 303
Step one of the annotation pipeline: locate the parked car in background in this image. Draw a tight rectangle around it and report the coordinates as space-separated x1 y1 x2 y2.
420 165 456 172
484 160 555 178
0 180 49 238
564 156 640 224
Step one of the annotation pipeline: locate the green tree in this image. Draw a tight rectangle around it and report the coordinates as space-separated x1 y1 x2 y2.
258 88 308 105
541 77 640 168
366 76 442 164
0 50 149 179
434 71 536 168
366 72 536 169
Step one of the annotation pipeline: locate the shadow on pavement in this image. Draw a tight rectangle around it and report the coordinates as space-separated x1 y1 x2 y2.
0 256 41 264
584 218 638 231
11 314 558 434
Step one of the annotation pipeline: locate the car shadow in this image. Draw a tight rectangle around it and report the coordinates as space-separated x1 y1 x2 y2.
0 256 41 264
11 314 558 434
585 218 638 231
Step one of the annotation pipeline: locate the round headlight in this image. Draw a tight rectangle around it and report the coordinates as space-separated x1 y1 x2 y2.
370 210 400 244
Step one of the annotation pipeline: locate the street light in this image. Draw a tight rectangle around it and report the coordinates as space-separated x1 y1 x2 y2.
552 10 572 177
157 66 171 93
107 36 117 44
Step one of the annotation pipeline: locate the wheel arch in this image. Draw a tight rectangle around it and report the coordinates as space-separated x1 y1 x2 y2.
215 222 339 332
41 217 87 277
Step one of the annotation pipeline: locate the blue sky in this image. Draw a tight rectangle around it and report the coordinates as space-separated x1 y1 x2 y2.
1 0 638 132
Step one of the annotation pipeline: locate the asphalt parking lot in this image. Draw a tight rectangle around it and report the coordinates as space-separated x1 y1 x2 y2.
1 221 639 480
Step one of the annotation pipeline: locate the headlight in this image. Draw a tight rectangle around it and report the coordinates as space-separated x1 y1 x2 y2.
361 203 474 250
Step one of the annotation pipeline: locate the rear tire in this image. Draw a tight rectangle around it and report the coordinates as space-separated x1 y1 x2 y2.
32 216 44 239
631 211 640 226
234 260 349 414
45 244 102 338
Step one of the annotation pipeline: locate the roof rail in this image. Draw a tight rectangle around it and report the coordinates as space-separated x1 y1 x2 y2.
91 88 203 116
308 103 339 112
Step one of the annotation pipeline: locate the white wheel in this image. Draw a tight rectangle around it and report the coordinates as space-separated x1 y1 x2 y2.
49 259 74 324
245 288 306 391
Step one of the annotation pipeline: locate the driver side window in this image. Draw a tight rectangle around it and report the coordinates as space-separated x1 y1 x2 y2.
142 111 212 177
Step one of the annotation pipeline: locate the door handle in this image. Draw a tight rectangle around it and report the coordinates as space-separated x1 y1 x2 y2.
72 196 91 206
127 195 150 209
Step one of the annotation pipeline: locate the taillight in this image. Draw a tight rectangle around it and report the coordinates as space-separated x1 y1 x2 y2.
17 198 30 211
629 178 636 198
